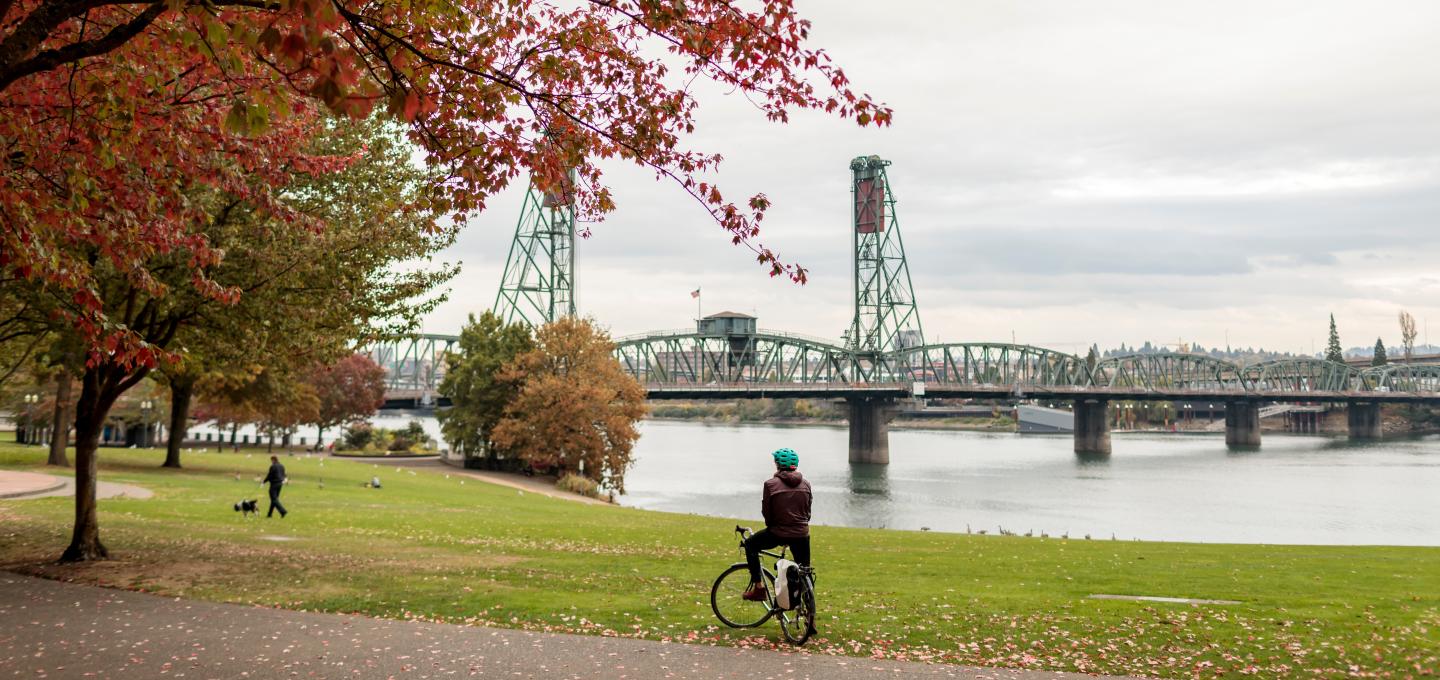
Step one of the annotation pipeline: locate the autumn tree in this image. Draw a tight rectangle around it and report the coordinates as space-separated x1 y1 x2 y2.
3 0 886 371
1399 311 1418 363
307 354 386 449
1373 338 1388 367
437 312 535 466
1325 314 1344 363
492 317 645 493
7 113 452 560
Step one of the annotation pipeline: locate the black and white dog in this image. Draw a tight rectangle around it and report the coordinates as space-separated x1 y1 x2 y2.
233 499 259 518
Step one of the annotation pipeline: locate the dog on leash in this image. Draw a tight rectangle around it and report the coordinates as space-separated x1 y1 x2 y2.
233 499 259 517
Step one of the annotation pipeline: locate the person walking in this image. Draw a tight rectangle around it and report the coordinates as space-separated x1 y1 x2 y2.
262 455 288 518
741 447 811 602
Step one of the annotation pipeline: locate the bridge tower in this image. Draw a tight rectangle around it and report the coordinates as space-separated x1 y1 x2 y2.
845 155 925 356
494 171 577 328
844 156 923 465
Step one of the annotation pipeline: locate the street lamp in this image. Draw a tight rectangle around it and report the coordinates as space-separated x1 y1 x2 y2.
22 393 40 445
140 399 154 448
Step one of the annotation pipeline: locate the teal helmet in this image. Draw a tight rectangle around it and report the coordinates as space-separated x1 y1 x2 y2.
772 447 799 469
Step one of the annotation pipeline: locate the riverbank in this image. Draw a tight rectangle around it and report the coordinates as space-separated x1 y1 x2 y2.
1 441 1435 678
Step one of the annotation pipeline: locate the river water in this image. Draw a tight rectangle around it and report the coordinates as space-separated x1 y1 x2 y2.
621 421 1440 546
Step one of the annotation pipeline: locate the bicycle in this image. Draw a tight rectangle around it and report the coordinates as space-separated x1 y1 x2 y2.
709 525 817 645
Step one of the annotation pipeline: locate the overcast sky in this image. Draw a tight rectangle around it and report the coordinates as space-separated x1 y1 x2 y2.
421 0 1440 355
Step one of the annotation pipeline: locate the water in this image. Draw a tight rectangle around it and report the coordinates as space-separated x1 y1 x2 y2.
621 421 1440 546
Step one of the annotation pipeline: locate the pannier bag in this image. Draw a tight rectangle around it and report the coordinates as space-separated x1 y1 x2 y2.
774 559 799 610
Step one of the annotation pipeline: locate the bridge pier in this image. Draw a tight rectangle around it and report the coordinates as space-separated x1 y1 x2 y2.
1073 399 1110 457
1347 402 1382 440
847 397 895 464
1224 401 1261 449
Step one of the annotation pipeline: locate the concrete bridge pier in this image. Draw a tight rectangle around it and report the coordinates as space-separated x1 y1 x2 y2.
1347 402 1382 440
1225 401 1261 449
847 397 895 464
1073 399 1110 457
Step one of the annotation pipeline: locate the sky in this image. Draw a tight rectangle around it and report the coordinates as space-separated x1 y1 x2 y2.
420 0 1440 356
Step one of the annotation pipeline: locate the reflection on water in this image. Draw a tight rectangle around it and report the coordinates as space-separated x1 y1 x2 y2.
620 421 1440 546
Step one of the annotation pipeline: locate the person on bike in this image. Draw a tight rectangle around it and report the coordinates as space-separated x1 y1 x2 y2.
742 447 812 602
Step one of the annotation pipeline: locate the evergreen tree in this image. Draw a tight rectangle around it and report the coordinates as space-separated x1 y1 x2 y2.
1325 314 1344 363
1373 338 1388 366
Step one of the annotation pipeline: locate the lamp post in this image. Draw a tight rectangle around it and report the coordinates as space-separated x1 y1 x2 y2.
22 393 40 444
140 399 154 448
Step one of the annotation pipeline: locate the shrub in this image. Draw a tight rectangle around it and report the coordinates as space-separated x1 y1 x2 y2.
342 423 374 450
556 473 600 498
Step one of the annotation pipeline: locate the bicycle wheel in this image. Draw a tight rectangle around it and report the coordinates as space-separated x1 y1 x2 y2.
711 564 775 628
778 577 816 645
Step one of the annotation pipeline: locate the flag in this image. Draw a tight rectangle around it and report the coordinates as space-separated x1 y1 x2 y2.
690 288 700 299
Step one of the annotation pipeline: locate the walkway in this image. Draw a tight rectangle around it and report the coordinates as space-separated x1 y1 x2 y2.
0 470 153 501
363 456 612 505
0 573 1136 680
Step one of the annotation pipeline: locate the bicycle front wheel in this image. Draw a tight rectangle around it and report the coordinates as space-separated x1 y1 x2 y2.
778 578 816 645
711 563 774 628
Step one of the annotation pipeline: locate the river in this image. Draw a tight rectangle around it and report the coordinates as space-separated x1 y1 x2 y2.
622 421 1440 546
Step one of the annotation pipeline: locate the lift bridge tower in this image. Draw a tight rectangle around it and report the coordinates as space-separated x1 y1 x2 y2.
845 155 924 357
493 172 577 328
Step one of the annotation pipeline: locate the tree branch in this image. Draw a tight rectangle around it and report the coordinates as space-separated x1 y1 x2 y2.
0 1 165 93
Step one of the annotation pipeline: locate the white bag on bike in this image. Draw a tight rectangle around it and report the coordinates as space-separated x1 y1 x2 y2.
774 559 798 610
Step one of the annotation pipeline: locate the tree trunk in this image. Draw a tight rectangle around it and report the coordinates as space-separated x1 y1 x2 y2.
162 378 194 468
229 423 238 451
61 369 116 562
47 374 71 466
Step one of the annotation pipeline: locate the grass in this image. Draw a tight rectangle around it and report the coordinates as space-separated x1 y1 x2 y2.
1 435 1436 678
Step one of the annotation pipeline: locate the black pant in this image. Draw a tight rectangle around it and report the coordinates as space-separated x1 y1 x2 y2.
267 484 287 517
744 529 809 583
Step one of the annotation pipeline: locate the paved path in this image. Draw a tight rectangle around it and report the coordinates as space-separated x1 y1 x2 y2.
363 457 612 506
0 574 1136 680
0 470 152 501
0 470 67 498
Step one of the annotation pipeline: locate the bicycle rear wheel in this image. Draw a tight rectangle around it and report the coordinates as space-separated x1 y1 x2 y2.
778 577 816 645
711 564 774 628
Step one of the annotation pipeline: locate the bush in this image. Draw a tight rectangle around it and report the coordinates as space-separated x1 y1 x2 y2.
342 423 375 450
556 473 600 498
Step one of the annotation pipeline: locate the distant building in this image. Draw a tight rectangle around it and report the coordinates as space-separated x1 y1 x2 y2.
697 311 757 336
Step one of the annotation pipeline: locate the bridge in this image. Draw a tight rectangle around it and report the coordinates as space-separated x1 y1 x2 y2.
365 155 1440 462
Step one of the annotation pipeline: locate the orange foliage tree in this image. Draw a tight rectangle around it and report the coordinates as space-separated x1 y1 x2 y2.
492 317 645 494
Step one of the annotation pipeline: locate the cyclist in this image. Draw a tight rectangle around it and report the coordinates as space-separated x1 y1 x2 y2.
742 447 812 602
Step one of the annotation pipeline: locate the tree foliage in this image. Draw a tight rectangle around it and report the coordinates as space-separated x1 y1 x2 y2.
307 353 386 446
491 317 645 493
437 312 534 460
1399 310 1418 363
1372 338 1388 367
2 0 889 367
1325 314 1344 364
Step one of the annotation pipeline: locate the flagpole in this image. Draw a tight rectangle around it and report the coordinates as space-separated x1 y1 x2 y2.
696 286 701 324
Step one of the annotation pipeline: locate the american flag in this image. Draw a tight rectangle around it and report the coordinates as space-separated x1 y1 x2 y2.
690 288 700 299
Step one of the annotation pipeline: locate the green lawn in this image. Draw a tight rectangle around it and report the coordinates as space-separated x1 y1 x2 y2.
1 436 1436 678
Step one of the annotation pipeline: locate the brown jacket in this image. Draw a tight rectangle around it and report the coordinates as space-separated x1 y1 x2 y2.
762 470 812 538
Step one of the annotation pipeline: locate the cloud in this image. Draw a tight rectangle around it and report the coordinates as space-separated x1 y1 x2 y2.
420 0 1440 352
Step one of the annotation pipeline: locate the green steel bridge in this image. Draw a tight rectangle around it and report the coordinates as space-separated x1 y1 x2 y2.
365 155 1440 461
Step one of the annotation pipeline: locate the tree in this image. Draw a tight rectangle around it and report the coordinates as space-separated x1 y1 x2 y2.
1085 345 1099 374
1373 338 1388 367
152 116 455 470
2 0 888 370
491 317 645 493
1400 310 1418 363
1325 314 1344 363
438 312 535 464
45 371 72 466
10 114 453 561
307 354 386 449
